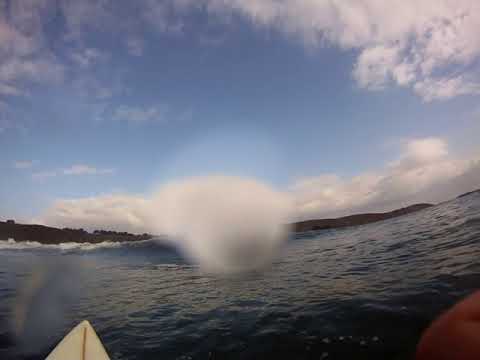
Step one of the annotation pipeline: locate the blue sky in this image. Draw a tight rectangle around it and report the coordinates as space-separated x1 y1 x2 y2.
1 1 479 224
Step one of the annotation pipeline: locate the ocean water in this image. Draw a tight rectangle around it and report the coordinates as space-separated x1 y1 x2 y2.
1 192 480 360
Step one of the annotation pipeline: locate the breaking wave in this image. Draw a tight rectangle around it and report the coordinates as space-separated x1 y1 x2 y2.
0 238 153 252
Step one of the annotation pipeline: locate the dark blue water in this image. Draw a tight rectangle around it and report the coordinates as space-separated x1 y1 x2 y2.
1 192 480 360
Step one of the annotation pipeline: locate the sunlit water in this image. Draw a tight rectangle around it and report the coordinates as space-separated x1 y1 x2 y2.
1 192 480 359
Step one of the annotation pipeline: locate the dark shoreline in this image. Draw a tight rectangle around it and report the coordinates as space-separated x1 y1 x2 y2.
0 222 153 245
1 203 434 245
293 203 433 233
2 188 479 244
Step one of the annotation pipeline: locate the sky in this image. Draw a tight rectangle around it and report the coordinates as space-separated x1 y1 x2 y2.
1 0 480 230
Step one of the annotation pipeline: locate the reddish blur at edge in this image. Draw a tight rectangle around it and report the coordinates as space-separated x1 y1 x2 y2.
416 291 480 360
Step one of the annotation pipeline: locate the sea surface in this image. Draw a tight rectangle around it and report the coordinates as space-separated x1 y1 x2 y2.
1 192 480 360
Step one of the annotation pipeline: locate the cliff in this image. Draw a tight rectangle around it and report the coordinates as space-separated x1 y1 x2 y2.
292 203 433 233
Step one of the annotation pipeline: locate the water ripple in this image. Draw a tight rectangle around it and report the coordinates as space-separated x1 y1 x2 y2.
1 194 480 359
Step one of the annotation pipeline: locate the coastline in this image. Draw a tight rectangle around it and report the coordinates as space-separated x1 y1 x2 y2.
1 203 434 245
293 203 433 233
2 189 479 244
0 222 152 245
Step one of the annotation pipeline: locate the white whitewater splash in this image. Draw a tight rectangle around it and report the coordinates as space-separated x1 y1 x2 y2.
146 176 292 273
0 238 125 251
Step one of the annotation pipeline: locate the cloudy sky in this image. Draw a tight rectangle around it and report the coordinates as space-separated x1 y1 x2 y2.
1 0 479 229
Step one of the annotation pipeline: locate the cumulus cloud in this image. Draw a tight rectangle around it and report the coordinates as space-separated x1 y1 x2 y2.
393 138 449 168
35 138 480 271
37 194 150 234
37 138 478 228
292 138 473 220
0 1 111 102
414 77 480 101
2 0 479 102
196 0 480 101
0 0 63 97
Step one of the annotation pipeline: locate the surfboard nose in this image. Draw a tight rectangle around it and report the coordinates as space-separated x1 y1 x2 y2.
45 320 110 360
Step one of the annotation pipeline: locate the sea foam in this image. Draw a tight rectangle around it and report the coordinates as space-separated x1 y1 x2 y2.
0 238 124 251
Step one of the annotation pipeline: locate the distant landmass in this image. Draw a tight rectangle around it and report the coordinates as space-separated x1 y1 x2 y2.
2 187 479 243
292 187 479 232
0 220 153 244
1 204 433 243
292 203 433 233
457 189 480 199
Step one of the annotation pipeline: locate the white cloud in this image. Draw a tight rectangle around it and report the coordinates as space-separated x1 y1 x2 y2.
3 0 479 102
352 45 402 90
112 105 167 123
414 76 480 102
392 137 449 169
1 0 479 102
14 160 33 169
37 137 479 231
292 137 473 220
0 2 63 98
63 164 115 176
35 144 480 271
37 194 150 234
32 164 114 180
197 0 480 101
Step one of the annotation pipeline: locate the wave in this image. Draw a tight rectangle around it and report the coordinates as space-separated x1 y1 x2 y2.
0 238 149 251
0 239 182 265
